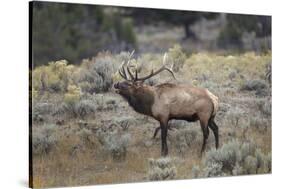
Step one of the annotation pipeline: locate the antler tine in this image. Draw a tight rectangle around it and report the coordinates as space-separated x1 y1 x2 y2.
119 69 127 80
118 61 133 81
126 65 135 81
121 62 128 79
129 50 135 59
118 51 176 82
120 61 125 71
135 53 176 81
118 61 127 80
163 63 176 80
135 59 138 80
126 50 136 81
163 53 167 65
117 50 139 82
162 55 176 79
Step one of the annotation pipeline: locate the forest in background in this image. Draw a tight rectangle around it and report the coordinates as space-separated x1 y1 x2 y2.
32 2 271 67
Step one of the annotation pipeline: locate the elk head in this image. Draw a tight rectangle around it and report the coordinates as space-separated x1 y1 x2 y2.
114 51 176 100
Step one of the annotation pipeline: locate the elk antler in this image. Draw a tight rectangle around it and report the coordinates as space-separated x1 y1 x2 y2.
118 52 176 82
118 50 135 81
118 61 129 80
126 50 135 80
135 53 176 82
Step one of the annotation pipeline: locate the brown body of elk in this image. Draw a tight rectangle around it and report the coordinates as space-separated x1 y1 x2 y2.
114 52 219 156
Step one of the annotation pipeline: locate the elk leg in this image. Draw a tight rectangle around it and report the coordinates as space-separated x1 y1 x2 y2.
200 120 209 155
152 126 161 139
209 119 219 149
160 122 168 156
153 125 173 139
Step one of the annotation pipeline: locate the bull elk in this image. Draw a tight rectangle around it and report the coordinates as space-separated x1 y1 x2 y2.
114 51 219 156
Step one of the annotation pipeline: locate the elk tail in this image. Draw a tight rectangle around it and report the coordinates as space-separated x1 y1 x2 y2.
206 89 219 117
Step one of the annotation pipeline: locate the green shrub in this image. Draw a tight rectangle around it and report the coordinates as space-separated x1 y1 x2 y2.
265 62 272 84
78 128 94 147
249 116 269 132
83 93 120 111
258 98 271 117
32 60 75 93
33 102 54 115
32 124 58 155
74 99 96 118
78 53 119 93
148 158 177 181
31 87 38 100
32 102 55 123
226 107 244 127
63 98 96 119
191 165 201 178
173 128 198 155
63 85 81 116
168 44 186 72
62 85 97 118
96 126 131 161
199 140 271 177
241 79 268 97
183 52 271 86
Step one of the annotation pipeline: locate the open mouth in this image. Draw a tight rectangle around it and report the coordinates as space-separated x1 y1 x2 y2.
113 83 121 94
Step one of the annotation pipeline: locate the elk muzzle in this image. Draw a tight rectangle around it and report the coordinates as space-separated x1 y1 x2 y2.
114 81 130 94
114 82 120 93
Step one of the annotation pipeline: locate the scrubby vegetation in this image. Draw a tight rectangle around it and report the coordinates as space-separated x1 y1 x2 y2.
31 3 271 187
32 124 58 155
96 124 131 161
31 45 271 187
148 158 177 180
192 140 271 177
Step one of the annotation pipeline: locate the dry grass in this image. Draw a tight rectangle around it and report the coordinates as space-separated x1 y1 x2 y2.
31 50 271 188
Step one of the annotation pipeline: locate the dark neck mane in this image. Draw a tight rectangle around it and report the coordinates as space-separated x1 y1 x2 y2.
124 87 155 116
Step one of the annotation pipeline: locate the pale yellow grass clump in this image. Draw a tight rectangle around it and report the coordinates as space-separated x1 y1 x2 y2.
183 52 271 85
